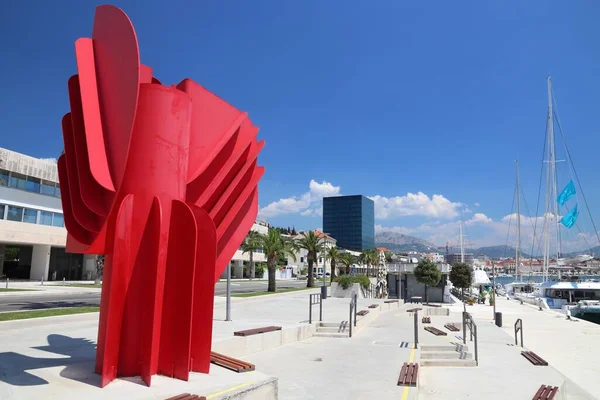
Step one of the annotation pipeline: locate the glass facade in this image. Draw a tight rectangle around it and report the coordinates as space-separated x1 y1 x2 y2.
0 203 63 227
323 195 375 251
0 168 60 198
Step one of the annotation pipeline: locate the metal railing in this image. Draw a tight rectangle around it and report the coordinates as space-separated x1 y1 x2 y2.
462 312 479 366
309 293 322 324
361 283 377 298
514 318 523 347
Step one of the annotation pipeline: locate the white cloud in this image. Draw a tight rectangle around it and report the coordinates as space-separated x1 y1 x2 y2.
369 192 462 220
258 180 340 218
474 202 480 207
466 213 492 225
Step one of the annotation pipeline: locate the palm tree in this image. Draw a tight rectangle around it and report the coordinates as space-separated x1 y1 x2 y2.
359 249 378 277
259 230 297 292
339 252 354 275
241 230 261 279
296 231 320 288
325 246 340 284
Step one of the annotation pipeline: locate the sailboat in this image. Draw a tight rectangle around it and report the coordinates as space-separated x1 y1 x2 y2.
523 77 600 319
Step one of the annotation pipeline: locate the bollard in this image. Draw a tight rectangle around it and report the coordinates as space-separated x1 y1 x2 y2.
63 277 66 286
41 277 44 286
413 310 419 349
5 278 8 289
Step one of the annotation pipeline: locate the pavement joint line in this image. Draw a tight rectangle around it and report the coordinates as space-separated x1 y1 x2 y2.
205 373 261 399
401 347 416 400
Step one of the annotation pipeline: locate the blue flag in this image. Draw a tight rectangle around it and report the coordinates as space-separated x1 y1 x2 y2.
557 180 576 206
560 204 579 229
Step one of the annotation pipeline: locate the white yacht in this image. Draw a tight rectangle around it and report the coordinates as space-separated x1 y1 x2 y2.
530 277 600 318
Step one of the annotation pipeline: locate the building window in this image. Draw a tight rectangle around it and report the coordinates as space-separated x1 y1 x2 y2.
25 176 41 193
300 257 304 263
52 213 64 227
23 208 37 224
6 205 23 221
41 180 56 196
55 185 61 198
0 204 4 219
0 169 8 187
40 211 53 226
9 173 27 190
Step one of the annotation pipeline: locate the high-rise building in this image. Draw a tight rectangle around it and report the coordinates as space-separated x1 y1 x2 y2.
323 195 375 251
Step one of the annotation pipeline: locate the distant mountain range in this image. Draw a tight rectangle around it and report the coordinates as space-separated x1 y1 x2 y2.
376 231 599 259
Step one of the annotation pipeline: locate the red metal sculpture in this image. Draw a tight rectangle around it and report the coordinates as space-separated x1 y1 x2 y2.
57 5 264 387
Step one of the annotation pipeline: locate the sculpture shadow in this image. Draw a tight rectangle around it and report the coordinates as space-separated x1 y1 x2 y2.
5 300 100 310
0 334 101 387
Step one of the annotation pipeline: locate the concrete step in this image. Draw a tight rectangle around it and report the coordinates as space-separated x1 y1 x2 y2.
420 351 473 360
420 344 468 352
317 322 348 328
313 332 349 338
316 326 349 333
420 359 477 367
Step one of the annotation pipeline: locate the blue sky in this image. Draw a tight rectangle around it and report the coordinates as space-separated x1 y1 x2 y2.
1 1 600 251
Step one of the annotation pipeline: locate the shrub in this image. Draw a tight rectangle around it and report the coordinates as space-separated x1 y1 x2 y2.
333 274 370 290
254 263 265 278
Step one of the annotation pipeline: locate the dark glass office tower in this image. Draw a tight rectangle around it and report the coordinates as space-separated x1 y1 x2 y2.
323 195 375 251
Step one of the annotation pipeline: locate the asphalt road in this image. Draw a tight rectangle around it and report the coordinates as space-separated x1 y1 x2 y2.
0 280 310 312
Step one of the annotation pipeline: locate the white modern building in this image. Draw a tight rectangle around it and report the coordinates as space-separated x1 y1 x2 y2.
221 220 269 279
287 230 337 277
0 147 96 281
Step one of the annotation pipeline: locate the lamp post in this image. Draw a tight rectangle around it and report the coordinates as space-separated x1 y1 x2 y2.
321 233 329 299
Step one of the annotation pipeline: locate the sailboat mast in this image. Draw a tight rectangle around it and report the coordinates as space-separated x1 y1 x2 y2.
460 221 464 263
515 160 521 282
548 76 562 262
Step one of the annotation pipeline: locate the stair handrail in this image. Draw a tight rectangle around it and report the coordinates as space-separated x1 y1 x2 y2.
462 311 479 366
514 318 523 347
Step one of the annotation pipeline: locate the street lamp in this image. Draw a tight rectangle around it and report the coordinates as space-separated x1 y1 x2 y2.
321 233 329 299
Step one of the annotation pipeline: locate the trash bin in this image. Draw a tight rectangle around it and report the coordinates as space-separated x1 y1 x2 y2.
495 312 502 327
321 285 328 300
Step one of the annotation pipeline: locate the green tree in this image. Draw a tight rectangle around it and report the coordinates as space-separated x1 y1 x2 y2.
360 249 378 277
449 262 473 312
296 231 320 288
259 230 297 292
384 251 393 263
241 230 261 279
94 255 105 284
4 247 19 261
324 246 340 284
339 253 354 275
414 258 442 304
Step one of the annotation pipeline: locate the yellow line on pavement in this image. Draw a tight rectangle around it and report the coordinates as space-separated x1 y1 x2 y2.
401 347 416 400
206 374 260 399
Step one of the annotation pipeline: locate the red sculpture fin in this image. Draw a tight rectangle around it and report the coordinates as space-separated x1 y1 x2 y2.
74 38 115 192
92 5 140 190
188 204 217 373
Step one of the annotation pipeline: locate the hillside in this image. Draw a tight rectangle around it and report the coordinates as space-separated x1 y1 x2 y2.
375 232 441 253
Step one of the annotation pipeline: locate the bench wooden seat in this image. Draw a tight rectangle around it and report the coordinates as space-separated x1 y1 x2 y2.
397 362 418 387
521 351 549 366
368 304 379 309
422 317 431 324
357 310 369 316
210 351 255 372
233 326 282 337
444 324 460 332
532 385 559 399
165 394 206 400
424 326 447 336
384 300 399 303
406 308 422 313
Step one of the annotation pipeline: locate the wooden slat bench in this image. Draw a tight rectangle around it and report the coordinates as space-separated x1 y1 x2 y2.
422 317 431 324
165 394 206 400
406 308 422 313
397 362 418 387
424 326 447 336
384 300 399 303
521 351 549 366
368 304 379 309
357 310 369 316
532 385 559 400
210 351 255 372
233 326 282 337
444 324 460 332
